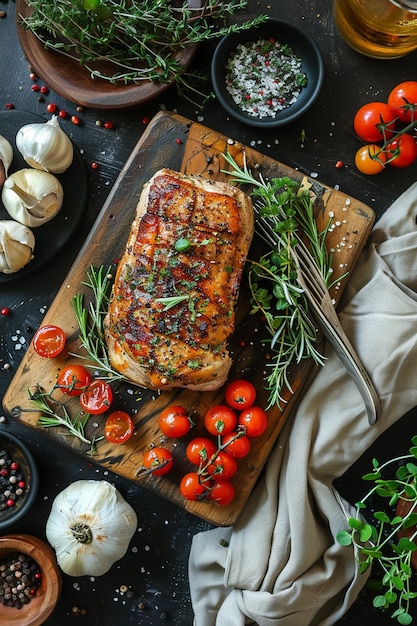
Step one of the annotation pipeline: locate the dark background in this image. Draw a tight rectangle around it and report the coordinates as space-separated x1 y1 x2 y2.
1 0 417 624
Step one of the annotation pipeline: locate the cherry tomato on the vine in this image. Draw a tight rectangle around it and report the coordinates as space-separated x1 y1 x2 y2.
104 410 134 444
158 405 192 438
204 405 237 436
206 450 238 481
142 447 173 476
354 144 388 175
180 472 209 501
208 479 235 506
386 133 417 168
222 431 251 458
224 379 256 410
186 437 217 466
238 406 268 438
79 379 113 415
32 324 66 358
388 81 417 123
353 102 397 143
56 364 92 396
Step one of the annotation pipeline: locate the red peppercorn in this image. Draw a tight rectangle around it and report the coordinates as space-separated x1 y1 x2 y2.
71 115 81 125
335 160 344 169
40 85 49 94
103 121 114 130
6 499 15 507
6 103 14 110
29 72 37 81
10 462 18 470
31 84 40 92
142 117 150 125
0 469 8 477
35 572 42 579
18 481 25 489
175 138 183 144
1 307 10 316
46 103 57 113
59 110 68 119
91 162 99 170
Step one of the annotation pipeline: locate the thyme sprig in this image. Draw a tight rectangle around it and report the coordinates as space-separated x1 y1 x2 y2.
222 151 335 407
28 384 92 445
71 265 130 382
337 435 417 625
21 0 268 101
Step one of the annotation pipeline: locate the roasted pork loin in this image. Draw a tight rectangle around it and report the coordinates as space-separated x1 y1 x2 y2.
104 168 254 391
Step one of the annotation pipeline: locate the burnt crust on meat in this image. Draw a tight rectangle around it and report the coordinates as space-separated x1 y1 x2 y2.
104 168 254 391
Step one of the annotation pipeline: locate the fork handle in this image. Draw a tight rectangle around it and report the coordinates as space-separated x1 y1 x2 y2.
312 305 380 425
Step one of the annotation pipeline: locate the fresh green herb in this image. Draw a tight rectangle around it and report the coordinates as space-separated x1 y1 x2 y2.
222 151 335 408
337 435 417 625
28 384 93 446
155 294 190 310
21 0 268 103
71 265 130 381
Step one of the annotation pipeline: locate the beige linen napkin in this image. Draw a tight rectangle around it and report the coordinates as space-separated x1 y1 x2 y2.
189 181 417 626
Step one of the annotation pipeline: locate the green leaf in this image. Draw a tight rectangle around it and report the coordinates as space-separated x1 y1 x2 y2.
373 595 388 608
397 536 417 552
374 510 391 523
363 471 381 481
359 524 373 542
348 517 364 530
396 612 413 625
336 530 352 546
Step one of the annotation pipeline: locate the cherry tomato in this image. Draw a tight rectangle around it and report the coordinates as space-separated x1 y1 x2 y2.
179 472 209 501
142 447 173 475
204 405 237 436
238 406 268 438
353 102 397 143
354 144 387 175
224 379 256 410
388 81 417 123
105 410 134 444
32 324 66 358
206 450 238 481
186 437 217 466
386 133 417 168
222 431 251 458
79 379 113 415
208 480 235 506
56 364 92 396
158 405 192 438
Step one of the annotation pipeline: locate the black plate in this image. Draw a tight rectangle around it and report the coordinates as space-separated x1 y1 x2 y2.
0 109 88 282
211 18 324 129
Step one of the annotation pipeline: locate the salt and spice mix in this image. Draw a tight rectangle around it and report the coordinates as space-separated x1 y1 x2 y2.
0 552 42 608
225 38 307 119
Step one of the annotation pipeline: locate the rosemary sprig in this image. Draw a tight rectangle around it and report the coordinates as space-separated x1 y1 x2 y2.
71 265 130 382
21 0 268 100
222 151 335 408
28 384 91 444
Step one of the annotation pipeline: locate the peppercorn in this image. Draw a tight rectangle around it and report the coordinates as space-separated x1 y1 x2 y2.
0 552 41 608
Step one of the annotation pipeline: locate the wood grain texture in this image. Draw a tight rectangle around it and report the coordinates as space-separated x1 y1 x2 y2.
2 111 375 526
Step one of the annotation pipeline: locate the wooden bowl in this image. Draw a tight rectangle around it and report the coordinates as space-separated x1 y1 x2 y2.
0 431 39 531
0 534 62 625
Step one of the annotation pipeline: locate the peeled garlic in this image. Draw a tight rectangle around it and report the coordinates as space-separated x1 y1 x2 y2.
0 135 13 188
2 168 64 228
16 115 74 174
46 480 138 577
0 220 35 274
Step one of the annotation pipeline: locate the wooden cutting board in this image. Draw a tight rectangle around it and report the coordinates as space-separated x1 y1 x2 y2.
2 111 375 527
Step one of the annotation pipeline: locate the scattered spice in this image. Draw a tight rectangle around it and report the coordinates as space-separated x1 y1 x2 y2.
225 38 307 119
0 552 41 608
0 449 27 511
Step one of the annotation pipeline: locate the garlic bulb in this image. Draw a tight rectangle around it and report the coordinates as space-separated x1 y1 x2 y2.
0 220 35 274
2 168 64 227
0 135 13 188
46 480 138 577
16 115 74 174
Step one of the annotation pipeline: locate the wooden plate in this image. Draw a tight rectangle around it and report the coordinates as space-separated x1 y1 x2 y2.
0 110 88 282
2 111 375 526
16 0 200 109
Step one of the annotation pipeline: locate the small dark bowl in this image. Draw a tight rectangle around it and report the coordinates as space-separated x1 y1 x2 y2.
0 431 39 531
211 18 324 128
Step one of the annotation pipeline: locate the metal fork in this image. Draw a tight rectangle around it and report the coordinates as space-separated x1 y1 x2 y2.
253 205 380 425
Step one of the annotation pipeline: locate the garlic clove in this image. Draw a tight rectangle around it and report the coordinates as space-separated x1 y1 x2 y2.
0 135 13 188
2 168 64 228
16 115 74 174
0 220 35 274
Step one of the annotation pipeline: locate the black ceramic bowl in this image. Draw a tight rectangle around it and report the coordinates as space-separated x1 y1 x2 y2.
0 431 39 531
211 18 324 128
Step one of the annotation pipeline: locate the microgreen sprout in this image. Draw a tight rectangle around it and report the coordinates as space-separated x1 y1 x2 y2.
337 435 417 625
